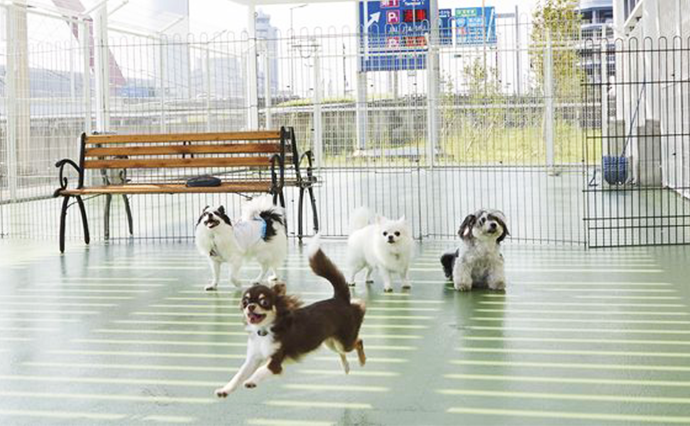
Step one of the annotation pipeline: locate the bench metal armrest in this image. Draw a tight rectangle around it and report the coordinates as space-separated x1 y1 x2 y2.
54 158 84 197
298 150 317 187
270 153 285 194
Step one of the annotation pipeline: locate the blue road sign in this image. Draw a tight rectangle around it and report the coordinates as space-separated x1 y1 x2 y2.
439 8 452 46
358 0 430 71
455 6 496 46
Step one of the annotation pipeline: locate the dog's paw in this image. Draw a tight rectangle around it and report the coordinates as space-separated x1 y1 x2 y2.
205 284 218 291
214 388 229 398
365 280 374 284
455 283 471 292
489 282 506 291
383 287 393 293
243 381 257 389
348 282 356 287
401 283 412 290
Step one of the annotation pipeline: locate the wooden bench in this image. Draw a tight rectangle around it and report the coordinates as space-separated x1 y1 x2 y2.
54 127 318 253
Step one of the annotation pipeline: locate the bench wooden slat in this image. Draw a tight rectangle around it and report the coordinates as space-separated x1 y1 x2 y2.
60 182 274 195
83 157 273 169
86 131 281 144
85 143 283 157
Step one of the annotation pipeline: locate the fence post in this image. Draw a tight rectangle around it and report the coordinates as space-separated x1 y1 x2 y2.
4 2 21 201
263 42 273 130
544 28 555 175
426 0 439 167
93 2 110 132
79 18 92 135
600 26 608 141
313 45 323 168
355 1 367 152
246 5 259 130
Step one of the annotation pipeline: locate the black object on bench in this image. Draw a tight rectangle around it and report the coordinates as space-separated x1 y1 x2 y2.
54 127 318 253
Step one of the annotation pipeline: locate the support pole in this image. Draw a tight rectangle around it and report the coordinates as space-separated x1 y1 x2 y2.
544 29 555 175
313 45 323 168
514 5 521 96
93 2 110 133
426 0 439 167
355 0 368 152
79 18 92 135
246 4 259 130
263 41 273 129
600 26 608 141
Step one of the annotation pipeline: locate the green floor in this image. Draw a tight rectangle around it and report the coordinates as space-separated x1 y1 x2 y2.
1 239 690 425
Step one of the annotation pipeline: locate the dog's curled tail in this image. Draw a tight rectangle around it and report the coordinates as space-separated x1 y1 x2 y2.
308 235 350 303
349 206 372 233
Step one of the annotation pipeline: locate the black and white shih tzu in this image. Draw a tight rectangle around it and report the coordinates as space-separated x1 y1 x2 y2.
214 238 366 397
441 209 509 291
195 195 287 291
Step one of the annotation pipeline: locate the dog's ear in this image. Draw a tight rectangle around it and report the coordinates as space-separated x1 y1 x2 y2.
458 214 477 241
271 282 286 297
375 214 383 225
215 205 232 226
196 206 210 226
494 213 510 244
398 215 406 222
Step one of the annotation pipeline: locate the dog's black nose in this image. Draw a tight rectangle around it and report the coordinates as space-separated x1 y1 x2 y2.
489 222 497 230
388 235 394 242
247 304 255 312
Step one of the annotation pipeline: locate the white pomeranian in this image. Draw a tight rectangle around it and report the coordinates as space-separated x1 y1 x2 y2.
346 207 413 293
195 196 287 291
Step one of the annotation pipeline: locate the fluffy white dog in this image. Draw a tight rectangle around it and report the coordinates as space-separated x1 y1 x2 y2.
440 209 509 292
347 207 413 293
195 196 287 291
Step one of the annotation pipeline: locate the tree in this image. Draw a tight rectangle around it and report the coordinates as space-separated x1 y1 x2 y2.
530 0 582 99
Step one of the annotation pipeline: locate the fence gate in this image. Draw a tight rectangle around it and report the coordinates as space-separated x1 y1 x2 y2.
584 37 690 248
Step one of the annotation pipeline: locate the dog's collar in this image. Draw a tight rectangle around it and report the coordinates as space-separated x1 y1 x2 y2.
257 329 269 337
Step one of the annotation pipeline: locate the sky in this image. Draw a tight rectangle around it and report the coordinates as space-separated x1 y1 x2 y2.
190 0 542 37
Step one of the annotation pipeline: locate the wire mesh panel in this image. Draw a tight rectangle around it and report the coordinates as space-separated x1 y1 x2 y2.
0 8 592 246
584 37 690 247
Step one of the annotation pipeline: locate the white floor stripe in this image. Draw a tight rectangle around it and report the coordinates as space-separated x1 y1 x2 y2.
362 324 429 329
447 407 690 424
575 295 682 300
36 283 165 288
247 419 334 426
264 400 372 410
0 408 125 421
466 325 690 335
19 289 149 294
359 334 421 340
537 288 677 293
0 295 133 300
0 337 32 342
464 336 690 346
139 415 195 424
0 309 99 315
314 356 407 363
61 277 179 282
282 384 388 392
439 388 690 405
112 319 243 327
471 317 690 325
0 326 59 332
451 359 690 372
50 349 245 359
445 373 690 388
480 301 686 307
72 338 246 347
298 369 399 377
0 390 212 404
93 328 247 336
23 361 235 373
0 318 78 323
475 308 689 316
131 311 241 317
0 302 117 307
0 374 220 387
457 347 690 358
511 281 673 287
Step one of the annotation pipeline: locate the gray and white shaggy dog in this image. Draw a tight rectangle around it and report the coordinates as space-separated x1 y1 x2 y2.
440 209 509 291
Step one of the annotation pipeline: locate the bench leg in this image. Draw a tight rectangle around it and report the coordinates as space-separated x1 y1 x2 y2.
59 196 70 254
76 196 90 245
297 188 305 242
104 194 112 240
122 195 134 235
308 186 319 234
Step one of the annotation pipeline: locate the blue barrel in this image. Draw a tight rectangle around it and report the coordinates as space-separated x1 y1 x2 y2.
602 155 628 185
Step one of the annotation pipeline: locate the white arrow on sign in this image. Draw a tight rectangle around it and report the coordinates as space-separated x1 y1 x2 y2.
367 11 381 28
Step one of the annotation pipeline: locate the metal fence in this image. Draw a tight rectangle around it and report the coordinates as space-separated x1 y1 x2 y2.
0 7 658 247
584 36 690 247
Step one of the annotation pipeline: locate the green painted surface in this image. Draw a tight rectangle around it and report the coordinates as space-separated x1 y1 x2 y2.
1 239 690 425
